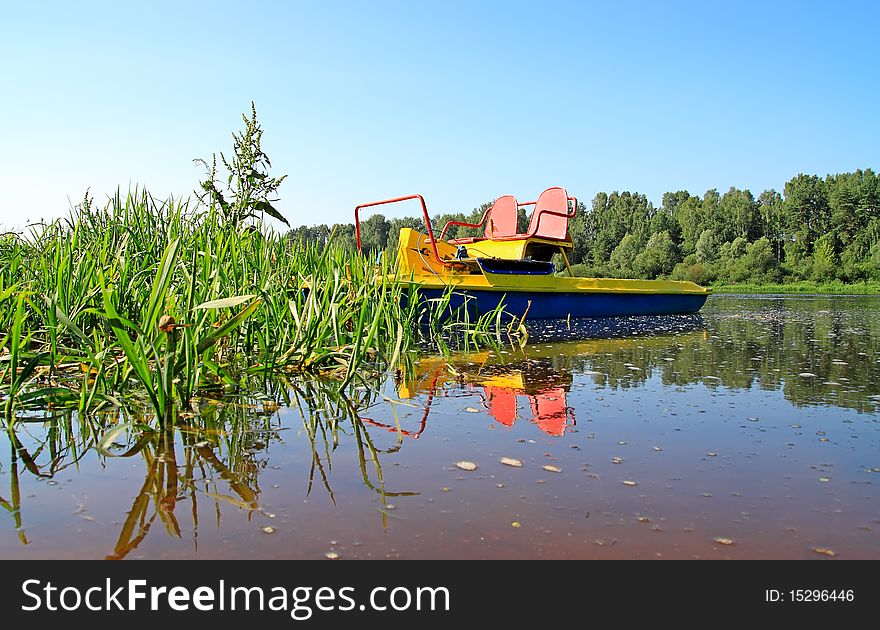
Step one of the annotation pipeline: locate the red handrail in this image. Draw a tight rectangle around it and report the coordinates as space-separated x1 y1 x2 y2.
354 194 444 264
439 206 492 240
513 196 578 239
517 196 578 215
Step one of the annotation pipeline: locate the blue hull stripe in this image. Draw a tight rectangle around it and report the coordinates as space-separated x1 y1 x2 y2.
419 289 708 320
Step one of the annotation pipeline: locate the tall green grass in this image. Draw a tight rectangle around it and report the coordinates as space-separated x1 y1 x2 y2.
0 190 515 423
0 189 511 424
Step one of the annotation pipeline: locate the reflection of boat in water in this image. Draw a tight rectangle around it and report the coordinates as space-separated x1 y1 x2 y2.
397 353 576 436
393 327 711 436
355 188 711 320
477 367 574 436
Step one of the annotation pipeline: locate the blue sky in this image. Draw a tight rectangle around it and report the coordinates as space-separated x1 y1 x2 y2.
1 0 877 230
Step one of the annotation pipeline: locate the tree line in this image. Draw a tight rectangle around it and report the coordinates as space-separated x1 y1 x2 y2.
286 168 880 284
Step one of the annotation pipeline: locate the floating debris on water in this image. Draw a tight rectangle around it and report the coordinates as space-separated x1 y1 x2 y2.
500 457 523 467
812 547 836 557
261 526 276 534
611 457 624 464
325 551 340 560
455 461 478 471
511 521 521 528
622 480 638 487
799 372 817 378
713 537 735 546
465 407 481 413
542 465 562 473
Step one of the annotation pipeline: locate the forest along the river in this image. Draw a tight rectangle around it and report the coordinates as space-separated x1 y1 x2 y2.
1 294 878 559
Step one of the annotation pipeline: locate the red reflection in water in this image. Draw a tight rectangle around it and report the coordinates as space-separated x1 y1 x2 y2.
397 357 576 437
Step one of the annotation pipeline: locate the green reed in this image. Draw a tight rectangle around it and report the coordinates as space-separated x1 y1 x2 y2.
0 189 511 425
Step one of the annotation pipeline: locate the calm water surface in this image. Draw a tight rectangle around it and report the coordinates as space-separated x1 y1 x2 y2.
2 295 879 559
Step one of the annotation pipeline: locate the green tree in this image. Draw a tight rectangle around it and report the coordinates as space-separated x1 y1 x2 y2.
359 213 391 252
758 189 785 259
733 237 781 283
720 187 759 241
332 223 357 250
717 237 748 281
783 174 829 253
676 194 708 256
633 231 679 278
388 215 425 240
567 201 591 264
811 233 837 280
695 229 718 263
649 208 681 244
702 189 723 239
609 232 639 277
662 191 691 217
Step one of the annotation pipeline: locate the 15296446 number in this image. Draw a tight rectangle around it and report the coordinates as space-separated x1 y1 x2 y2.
790 590 854 602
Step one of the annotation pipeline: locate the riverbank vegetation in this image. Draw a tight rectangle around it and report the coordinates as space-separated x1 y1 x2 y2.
713 281 880 294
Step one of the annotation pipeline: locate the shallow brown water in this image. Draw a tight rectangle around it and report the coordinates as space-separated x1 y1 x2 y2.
2 295 879 559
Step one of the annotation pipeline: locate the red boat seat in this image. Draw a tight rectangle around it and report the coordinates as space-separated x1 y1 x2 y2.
448 194 519 244
524 186 570 241
484 195 518 238
482 186 574 242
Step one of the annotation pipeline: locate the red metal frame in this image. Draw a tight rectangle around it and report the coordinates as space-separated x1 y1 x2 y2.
439 206 492 240
354 194 445 263
517 196 578 214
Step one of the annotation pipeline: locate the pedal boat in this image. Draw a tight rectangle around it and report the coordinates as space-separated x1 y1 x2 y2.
354 187 710 321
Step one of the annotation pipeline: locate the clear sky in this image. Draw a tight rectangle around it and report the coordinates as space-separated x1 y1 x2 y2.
1 0 877 230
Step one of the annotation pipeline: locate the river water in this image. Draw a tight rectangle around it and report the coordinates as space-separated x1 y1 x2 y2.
2 295 878 559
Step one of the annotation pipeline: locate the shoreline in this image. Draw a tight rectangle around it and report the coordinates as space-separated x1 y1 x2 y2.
711 282 880 295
